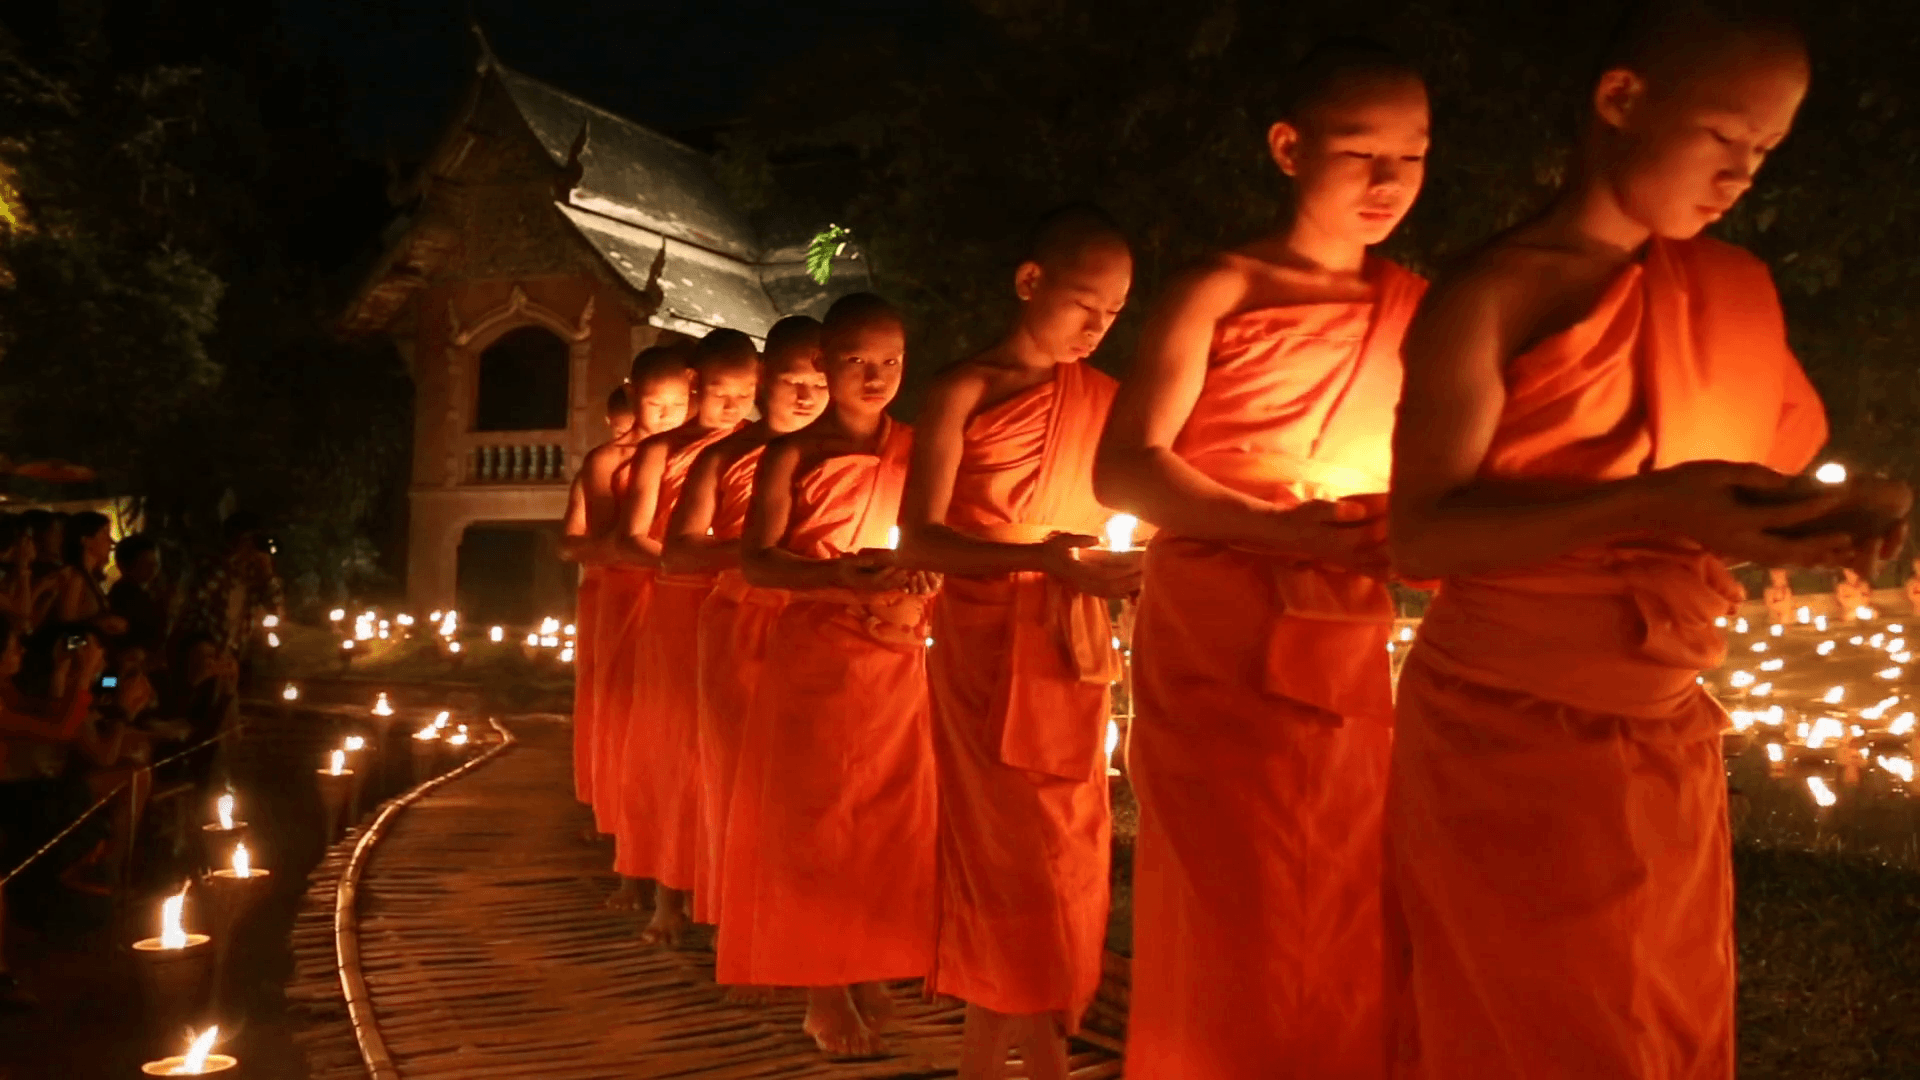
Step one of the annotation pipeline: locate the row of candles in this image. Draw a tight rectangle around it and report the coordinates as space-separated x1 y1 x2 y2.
136 696 482 1074
328 606 578 664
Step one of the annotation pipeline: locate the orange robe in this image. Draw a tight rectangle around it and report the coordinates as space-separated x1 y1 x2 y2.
572 564 605 806
615 425 739 882
1128 258 1426 1078
927 361 1119 1025
1390 237 1826 1080
692 445 784 928
715 418 936 986
591 456 653 838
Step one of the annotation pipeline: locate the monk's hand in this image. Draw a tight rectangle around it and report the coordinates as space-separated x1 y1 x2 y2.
1264 500 1391 576
1040 533 1142 598
1650 461 1855 568
835 550 903 593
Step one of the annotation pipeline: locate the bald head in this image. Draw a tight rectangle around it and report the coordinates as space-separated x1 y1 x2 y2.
693 328 761 379
764 316 823 375
628 342 694 435
822 292 904 346
629 342 695 387
1601 1 1807 92
1276 37 1424 131
1024 203 1130 273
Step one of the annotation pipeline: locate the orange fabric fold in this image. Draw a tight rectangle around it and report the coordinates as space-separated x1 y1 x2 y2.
927 362 1118 1025
590 565 651 837
1129 257 1426 1079
571 564 605 806
1389 237 1828 1080
693 445 782 928
716 419 937 987
616 424 740 883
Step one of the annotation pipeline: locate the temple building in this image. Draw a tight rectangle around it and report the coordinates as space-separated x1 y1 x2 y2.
338 46 864 621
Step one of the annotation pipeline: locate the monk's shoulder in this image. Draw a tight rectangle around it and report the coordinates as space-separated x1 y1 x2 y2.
1674 234 1777 291
923 359 996 414
1169 253 1258 313
1421 242 1602 349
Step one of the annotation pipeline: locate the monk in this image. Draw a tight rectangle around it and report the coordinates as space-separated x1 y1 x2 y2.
559 385 638 817
616 329 759 942
1091 40 1430 1078
661 317 827 957
1763 567 1794 624
1386 9 1904 1078
720 292 938 1057
595 344 694 908
1836 566 1870 621
896 205 1138 1080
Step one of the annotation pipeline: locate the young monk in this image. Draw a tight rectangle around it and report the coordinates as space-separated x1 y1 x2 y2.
660 317 827 956
896 205 1137 1079
720 293 938 1057
1387 9 1906 1077
594 344 693 908
1091 40 1430 1077
615 330 759 941
560 386 639 816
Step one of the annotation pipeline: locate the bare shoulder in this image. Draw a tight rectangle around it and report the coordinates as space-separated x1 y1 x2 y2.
922 359 995 416
1413 240 1606 359
1152 253 1256 318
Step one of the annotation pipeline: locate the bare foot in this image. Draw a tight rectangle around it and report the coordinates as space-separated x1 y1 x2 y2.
804 986 887 1058
851 981 898 1032
723 984 779 1006
637 885 689 946
604 877 645 911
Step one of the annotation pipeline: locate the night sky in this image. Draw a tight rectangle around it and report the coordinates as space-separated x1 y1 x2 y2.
276 0 969 153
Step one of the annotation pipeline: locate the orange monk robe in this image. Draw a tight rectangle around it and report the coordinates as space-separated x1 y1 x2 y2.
1391 237 1827 1080
615 424 741 883
572 564 605 806
927 360 1120 1026
1128 258 1426 1079
691 445 784 928
590 456 654 838
715 419 936 987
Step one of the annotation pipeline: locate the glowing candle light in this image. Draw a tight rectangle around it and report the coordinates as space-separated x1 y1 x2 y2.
230 842 253 879
1879 667 1903 680
267 632 281 648
1729 710 1755 732
525 632 541 647
1714 616 1728 628
372 693 394 717
540 617 560 635
282 683 299 702
1824 686 1846 705
343 735 365 752
261 614 279 629
1399 626 1414 642
448 642 463 654
329 608 345 623
559 647 575 663
886 525 901 550
1103 513 1140 553
397 614 414 626
1759 659 1783 671
1764 706 1785 725
1850 636 1865 646
1872 633 1886 648
1815 615 1829 631
1814 462 1847 484
1751 682 1772 697
1892 624 1907 634
1879 756 1915 783
430 610 442 622
1891 713 1917 736
541 634 560 648
413 724 440 742
1816 640 1836 656
328 750 346 776
1728 671 1755 689
341 639 355 652
1749 641 1768 653
489 626 504 643
563 624 576 637
448 731 470 747
1765 743 1785 763
160 885 189 949
1806 776 1838 807
1857 606 1877 621
434 710 450 730
1106 719 1120 760
1734 618 1749 634
1797 606 1811 624
1807 716 1845 749
216 794 234 832
1769 623 1783 638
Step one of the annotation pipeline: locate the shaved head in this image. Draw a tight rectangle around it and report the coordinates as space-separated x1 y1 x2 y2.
1601 1 1806 91
693 328 761 379
764 315 823 374
1024 203 1130 272
630 342 695 387
605 385 632 414
822 292 904 347
1276 37 1423 130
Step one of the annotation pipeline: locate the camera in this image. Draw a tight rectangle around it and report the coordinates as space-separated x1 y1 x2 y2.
98 675 118 690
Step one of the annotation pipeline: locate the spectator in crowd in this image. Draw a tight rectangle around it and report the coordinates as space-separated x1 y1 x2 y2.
107 533 171 662
50 512 125 642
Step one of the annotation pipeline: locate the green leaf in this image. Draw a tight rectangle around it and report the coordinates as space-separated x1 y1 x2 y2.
805 224 852 285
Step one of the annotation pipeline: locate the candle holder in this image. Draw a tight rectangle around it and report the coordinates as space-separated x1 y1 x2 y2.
203 865 272 1013
131 934 213 1037
141 1053 239 1076
315 768 355 843
198 822 250 876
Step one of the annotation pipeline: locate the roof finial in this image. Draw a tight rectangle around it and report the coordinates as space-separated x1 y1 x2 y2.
470 19 497 73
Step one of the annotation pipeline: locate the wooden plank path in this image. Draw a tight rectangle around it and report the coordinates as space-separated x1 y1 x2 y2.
288 716 1124 1079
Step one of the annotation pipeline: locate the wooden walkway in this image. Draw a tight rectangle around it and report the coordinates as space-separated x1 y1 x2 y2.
288 716 1123 1079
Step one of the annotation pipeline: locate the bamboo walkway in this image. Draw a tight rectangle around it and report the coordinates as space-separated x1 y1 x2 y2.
288 716 1123 1079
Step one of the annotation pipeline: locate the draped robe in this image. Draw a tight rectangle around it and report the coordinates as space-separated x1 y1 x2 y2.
572 563 605 806
692 444 782 928
1389 237 1827 1080
591 456 653 839
715 419 937 986
927 361 1120 1025
1128 259 1426 1079
615 424 740 881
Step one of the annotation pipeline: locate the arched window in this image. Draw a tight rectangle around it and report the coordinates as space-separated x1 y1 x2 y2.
474 325 570 431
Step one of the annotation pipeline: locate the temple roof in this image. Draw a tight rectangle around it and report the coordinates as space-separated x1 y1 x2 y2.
339 54 865 342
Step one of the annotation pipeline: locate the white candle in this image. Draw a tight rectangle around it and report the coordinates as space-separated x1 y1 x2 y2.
1103 513 1139 553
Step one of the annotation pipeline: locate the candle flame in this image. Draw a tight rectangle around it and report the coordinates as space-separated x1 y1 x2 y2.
525 632 540 647
216 794 234 831
1815 615 1829 631
1891 712 1917 736
1765 743 1784 763
434 711 450 729
372 693 394 717
1768 623 1783 637
231 841 252 878
449 731 470 746
1816 640 1836 656
1806 716 1845 749
1105 719 1120 760
1814 462 1847 484
344 735 365 752
282 683 299 702
448 642 463 654
329 749 346 775
540 617 560 634
1823 686 1846 705
160 885 189 948
1806 776 1838 807
489 626 504 643
1103 513 1139 553
885 525 901 551
182 1025 219 1072
413 725 440 741
1796 606 1810 623
1857 606 1877 621
1879 755 1915 783
329 608 345 622
341 639 355 651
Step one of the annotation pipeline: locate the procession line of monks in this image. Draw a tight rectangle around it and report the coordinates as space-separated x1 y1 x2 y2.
561 10 1912 1079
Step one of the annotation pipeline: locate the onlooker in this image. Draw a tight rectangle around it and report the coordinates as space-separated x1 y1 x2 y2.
50 512 125 642
107 533 171 661
176 512 284 668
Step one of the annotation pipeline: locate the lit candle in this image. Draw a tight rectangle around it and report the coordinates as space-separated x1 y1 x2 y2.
267 632 281 648
141 1025 236 1076
1806 775 1838 807
1796 606 1811 624
341 639 355 652
329 608 345 623
448 642 463 654
413 724 440 741
282 683 299 702
886 525 901 550
1824 686 1846 705
489 626 504 643
525 632 541 647
1814 462 1847 484
328 750 346 776
160 886 189 949
434 711 450 730
1103 513 1139 553
344 735 365 752
230 841 253 879
216 794 235 832
372 693 394 717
